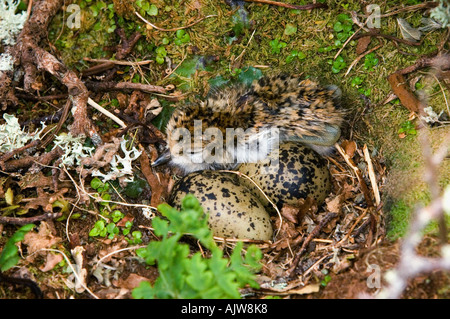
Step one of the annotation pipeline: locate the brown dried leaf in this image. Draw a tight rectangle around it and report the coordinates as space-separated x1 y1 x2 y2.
341 182 356 200
356 36 371 55
24 187 69 213
326 195 342 213
341 140 357 158
145 98 162 118
19 172 54 190
24 221 62 261
39 252 63 272
139 148 168 207
281 204 300 224
114 273 150 290
116 214 134 227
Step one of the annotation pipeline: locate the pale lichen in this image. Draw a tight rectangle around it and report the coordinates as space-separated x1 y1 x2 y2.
0 52 14 71
0 0 27 46
0 113 45 154
91 138 141 183
52 132 95 167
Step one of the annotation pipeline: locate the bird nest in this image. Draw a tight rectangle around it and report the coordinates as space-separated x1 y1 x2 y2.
217 139 387 297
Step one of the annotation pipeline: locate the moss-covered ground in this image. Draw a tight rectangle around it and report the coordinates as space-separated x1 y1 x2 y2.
1 0 448 299
47 0 449 239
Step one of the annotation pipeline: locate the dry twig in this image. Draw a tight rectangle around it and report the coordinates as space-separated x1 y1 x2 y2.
135 12 217 32
242 0 327 10
373 129 450 299
288 212 338 277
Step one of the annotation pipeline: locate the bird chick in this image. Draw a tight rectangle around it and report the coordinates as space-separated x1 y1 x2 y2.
154 74 344 173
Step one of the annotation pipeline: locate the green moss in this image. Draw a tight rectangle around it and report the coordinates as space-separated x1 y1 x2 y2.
47 0 448 241
386 199 412 240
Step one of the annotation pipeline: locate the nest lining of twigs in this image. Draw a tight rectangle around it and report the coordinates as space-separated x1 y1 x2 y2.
225 139 388 295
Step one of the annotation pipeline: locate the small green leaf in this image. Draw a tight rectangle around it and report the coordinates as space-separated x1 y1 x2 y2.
269 38 287 54
332 55 347 73
0 224 35 271
132 281 155 299
333 21 343 32
208 75 230 90
89 220 105 237
237 66 263 86
124 178 147 198
297 51 306 59
147 4 158 16
132 195 262 299
284 23 297 36
90 177 104 191
111 210 124 223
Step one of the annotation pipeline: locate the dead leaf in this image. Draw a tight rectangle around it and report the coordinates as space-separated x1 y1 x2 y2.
145 98 162 118
116 214 134 227
24 221 62 261
114 273 150 290
356 36 371 55
19 171 54 190
139 147 168 207
24 187 69 213
95 287 129 299
382 92 398 105
39 252 63 272
281 204 300 223
397 18 421 42
326 195 342 213
387 72 425 114
341 140 357 158
286 284 320 295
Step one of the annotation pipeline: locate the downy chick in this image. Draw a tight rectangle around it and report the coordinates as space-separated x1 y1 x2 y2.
154 74 344 173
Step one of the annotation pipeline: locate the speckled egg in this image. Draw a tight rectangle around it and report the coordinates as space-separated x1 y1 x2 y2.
168 170 273 240
238 142 331 209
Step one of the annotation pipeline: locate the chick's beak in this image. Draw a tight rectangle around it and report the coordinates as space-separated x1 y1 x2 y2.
152 149 171 167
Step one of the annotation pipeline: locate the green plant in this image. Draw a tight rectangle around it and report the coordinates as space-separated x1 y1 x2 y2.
89 178 135 241
333 13 354 45
132 194 262 299
321 274 332 287
387 200 412 240
351 76 371 96
155 46 167 64
331 55 346 73
318 13 354 53
235 66 263 86
269 38 287 54
286 50 306 63
91 177 109 193
398 120 417 137
122 220 133 236
351 76 363 87
127 230 143 245
363 52 379 71
135 0 158 16
0 224 35 272
111 210 124 223
174 29 190 45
